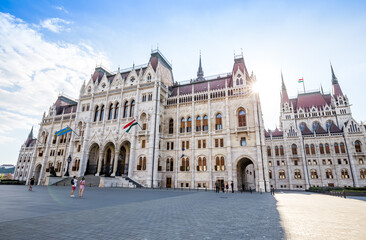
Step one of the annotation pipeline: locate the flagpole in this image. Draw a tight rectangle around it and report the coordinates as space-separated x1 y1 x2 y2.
68 126 80 137
302 77 305 93
134 118 143 130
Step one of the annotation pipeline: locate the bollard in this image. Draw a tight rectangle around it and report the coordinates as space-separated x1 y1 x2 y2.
343 190 346 199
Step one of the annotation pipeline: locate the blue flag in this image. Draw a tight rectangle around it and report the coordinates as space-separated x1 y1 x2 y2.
181 154 185 158
55 126 72 136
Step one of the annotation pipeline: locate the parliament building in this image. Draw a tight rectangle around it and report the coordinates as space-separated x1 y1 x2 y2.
14 50 366 191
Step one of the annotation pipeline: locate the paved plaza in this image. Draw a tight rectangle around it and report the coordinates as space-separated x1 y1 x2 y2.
0 186 365 239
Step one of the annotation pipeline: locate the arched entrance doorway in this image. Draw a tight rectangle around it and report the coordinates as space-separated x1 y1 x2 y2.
34 164 42 184
102 142 115 177
237 158 256 191
86 143 99 175
117 141 130 176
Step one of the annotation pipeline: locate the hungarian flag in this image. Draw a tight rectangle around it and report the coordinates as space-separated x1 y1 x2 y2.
124 119 138 133
298 78 304 83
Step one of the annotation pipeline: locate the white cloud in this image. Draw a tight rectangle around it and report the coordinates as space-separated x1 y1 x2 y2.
53 6 69 14
0 135 16 144
40 18 71 33
0 12 109 148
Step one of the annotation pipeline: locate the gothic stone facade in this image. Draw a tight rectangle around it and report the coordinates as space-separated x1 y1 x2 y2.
14 50 366 191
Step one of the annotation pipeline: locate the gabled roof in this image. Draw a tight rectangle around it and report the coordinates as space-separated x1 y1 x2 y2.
315 125 327 134
301 125 313 135
272 128 283 137
329 123 342 133
170 75 232 96
54 95 77 115
289 91 332 112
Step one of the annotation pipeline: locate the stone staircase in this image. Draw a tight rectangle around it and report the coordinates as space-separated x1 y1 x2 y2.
52 175 143 188
53 175 101 187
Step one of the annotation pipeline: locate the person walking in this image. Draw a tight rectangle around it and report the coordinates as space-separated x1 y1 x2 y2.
78 177 86 198
215 181 219 193
70 176 78 198
231 181 234 193
29 176 35 191
225 183 229 193
221 181 225 193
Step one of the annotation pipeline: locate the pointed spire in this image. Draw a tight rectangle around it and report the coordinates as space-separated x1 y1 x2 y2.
281 72 289 103
330 63 343 97
196 51 204 81
330 63 338 84
320 84 324 95
28 126 33 140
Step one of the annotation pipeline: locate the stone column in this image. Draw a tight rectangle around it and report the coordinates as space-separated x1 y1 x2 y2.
96 151 103 176
112 150 119 177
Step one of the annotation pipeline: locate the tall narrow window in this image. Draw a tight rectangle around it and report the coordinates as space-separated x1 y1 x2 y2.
325 143 330 154
360 169 366 179
311 169 318 179
280 145 284 155
340 142 345 153
334 143 339 154
275 146 279 156
216 113 222 130
99 105 104 121
180 118 185 133
142 157 146 170
355 140 362 153
269 170 272 179
203 115 208 131
114 102 119 119
196 116 201 131
123 101 129 118
305 144 310 155
187 117 192 132
319 144 324 154
108 103 113 120
130 100 135 117
279 170 286 179
311 144 316 154
238 109 246 127
326 120 333 132
169 119 174 134
94 106 99 122
326 169 333 179
292 144 297 155
267 147 271 157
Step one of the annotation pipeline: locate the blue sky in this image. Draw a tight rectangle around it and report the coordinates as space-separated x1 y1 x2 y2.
1 0 366 165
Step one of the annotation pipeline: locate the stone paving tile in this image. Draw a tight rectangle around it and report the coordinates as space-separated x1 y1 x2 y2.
275 191 366 240
0 186 283 240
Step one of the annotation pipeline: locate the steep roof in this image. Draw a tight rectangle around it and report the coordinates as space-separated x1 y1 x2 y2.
170 74 232 97
289 91 332 112
54 96 77 115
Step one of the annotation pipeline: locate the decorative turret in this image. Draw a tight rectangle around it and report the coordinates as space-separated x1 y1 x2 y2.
196 53 204 81
330 63 343 97
281 72 289 103
24 127 35 147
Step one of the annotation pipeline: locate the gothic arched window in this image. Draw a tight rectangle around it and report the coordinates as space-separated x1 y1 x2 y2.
319 144 324 154
99 105 104 121
196 116 201 132
355 140 362 153
94 106 99 122
238 109 246 127
292 144 297 155
180 118 185 133
108 103 113 120
123 101 129 118
114 102 119 119
130 100 135 117
334 143 339 154
169 119 174 134
216 113 222 130
187 117 192 132
203 115 208 131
